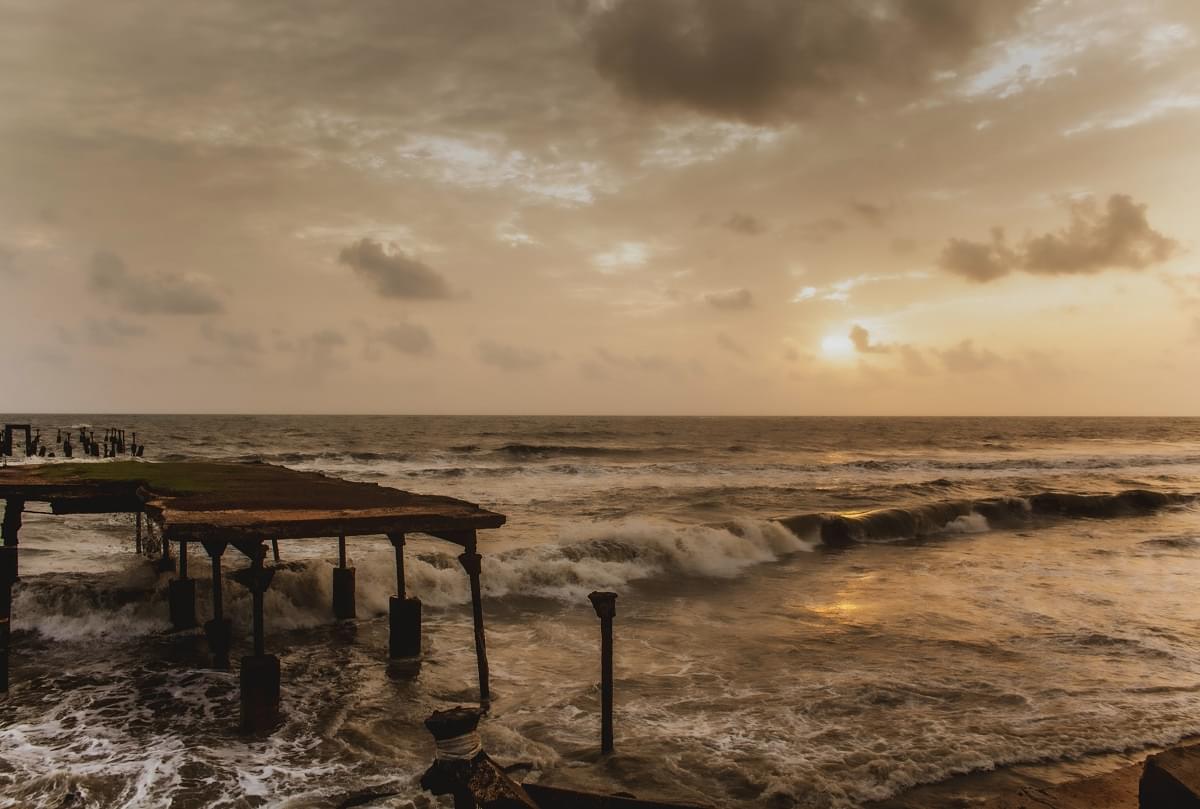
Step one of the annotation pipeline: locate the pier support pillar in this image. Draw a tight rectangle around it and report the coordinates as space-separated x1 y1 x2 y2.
387 533 421 659
155 523 175 574
239 542 279 734
332 533 356 620
458 542 490 709
0 543 15 693
135 512 143 555
168 540 197 630
240 653 281 736
588 591 618 754
201 540 231 669
420 707 539 809
3 499 23 579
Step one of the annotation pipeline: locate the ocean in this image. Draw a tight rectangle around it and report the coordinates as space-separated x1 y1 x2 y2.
1 415 1199 808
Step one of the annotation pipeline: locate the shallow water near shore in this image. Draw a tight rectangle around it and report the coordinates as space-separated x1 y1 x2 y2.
2 416 1200 808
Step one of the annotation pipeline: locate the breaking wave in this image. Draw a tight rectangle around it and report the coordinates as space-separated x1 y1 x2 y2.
780 488 1191 547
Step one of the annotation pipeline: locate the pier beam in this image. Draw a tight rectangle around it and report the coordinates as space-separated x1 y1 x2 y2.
387 533 421 658
588 591 618 754
332 533 356 620
458 539 490 709
239 542 279 735
168 540 197 631
201 540 231 670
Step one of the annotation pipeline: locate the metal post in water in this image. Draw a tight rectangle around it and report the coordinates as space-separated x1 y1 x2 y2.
588 591 618 754
458 548 490 708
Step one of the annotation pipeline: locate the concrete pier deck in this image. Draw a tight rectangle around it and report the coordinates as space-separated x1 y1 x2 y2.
0 460 506 733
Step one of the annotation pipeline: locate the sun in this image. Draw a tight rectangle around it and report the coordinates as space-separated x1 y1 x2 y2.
820 334 856 360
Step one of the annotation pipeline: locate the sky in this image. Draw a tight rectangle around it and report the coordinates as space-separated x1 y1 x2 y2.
1 0 1198 416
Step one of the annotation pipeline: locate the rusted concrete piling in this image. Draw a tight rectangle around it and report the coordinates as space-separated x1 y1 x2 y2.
387 533 421 657
332 532 356 620
168 540 197 630
202 539 231 670
0 499 21 693
588 591 618 754
239 543 280 734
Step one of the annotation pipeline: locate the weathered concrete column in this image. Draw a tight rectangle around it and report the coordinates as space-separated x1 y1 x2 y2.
332 532 356 620
201 540 231 670
419 707 539 809
3 499 24 579
240 542 280 735
154 521 175 574
0 539 16 693
588 591 618 754
168 540 197 631
458 547 490 708
386 533 421 659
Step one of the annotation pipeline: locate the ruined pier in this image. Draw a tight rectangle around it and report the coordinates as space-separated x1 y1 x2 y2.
0 461 505 733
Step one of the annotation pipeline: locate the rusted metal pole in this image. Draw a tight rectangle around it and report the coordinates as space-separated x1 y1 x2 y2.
2 499 23 579
387 533 420 659
135 511 143 555
458 547 490 708
202 540 230 669
332 532 356 620
270 539 280 563
251 545 266 657
588 591 618 754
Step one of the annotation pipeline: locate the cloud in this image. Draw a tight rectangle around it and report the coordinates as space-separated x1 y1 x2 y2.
723 212 766 235
478 339 555 371
798 218 848 244
88 251 223 314
704 287 754 310
849 324 890 354
584 0 1031 120
338 238 454 300
86 317 147 346
849 201 892 228
939 228 1018 282
716 331 748 357
936 339 1003 373
900 345 933 376
201 322 262 354
374 322 435 356
940 195 1177 282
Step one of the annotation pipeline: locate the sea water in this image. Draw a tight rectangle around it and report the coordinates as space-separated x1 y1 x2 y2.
1 416 1199 808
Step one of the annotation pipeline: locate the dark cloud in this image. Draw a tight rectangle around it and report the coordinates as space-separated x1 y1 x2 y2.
937 339 1002 373
478 339 555 371
374 323 435 356
716 332 748 358
88 251 223 314
338 238 454 300
940 195 1177 282
849 324 890 354
849 201 892 228
201 323 262 354
705 288 754 311
939 228 1017 282
86 317 147 346
585 0 1030 120
798 218 848 244
723 212 766 235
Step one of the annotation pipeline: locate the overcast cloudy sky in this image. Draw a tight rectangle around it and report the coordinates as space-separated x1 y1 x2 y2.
1 0 1197 415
